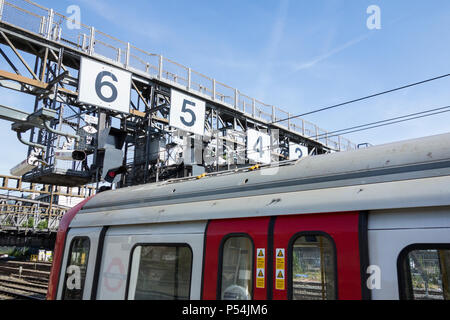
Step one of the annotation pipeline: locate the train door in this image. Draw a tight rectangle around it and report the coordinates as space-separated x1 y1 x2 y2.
94 221 206 300
56 227 103 300
272 212 363 300
368 207 450 300
202 217 271 300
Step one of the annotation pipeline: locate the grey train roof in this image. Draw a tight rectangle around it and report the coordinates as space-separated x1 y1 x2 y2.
73 132 450 227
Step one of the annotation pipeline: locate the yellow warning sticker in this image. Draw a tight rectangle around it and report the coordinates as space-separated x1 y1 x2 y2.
276 248 285 258
257 278 265 289
258 248 265 257
257 248 265 269
276 248 285 270
275 269 285 290
256 268 265 289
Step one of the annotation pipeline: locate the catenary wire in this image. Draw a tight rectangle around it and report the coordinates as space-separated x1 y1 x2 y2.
271 73 450 124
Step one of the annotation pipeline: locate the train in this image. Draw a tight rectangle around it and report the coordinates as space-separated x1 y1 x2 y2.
47 132 450 300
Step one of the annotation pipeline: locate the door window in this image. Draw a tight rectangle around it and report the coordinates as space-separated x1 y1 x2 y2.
127 244 192 300
62 237 90 300
290 234 337 300
399 246 450 300
220 236 253 300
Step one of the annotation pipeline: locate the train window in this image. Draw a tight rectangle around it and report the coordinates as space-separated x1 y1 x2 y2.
62 237 90 300
398 245 450 300
127 245 192 300
289 234 337 300
220 236 253 300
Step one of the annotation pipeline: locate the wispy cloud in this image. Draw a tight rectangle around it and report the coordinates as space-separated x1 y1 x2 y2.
293 32 372 71
255 0 290 99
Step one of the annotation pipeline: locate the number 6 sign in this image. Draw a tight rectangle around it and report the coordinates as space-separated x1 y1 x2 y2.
78 58 131 113
170 89 205 136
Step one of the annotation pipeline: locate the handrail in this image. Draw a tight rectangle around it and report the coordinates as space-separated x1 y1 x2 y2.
0 0 357 151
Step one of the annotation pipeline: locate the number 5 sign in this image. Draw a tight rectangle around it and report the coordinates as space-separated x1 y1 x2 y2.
170 89 205 136
78 58 131 113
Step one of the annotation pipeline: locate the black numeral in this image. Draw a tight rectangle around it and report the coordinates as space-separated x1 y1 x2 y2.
180 99 196 127
95 71 118 103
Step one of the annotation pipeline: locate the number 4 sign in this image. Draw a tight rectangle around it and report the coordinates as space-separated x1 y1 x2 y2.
78 57 132 114
170 89 206 136
247 129 271 164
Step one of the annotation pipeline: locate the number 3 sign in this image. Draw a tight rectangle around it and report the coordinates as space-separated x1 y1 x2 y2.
78 58 132 113
170 89 206 136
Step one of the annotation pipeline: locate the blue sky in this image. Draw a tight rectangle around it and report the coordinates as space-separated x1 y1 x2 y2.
0 0 450 174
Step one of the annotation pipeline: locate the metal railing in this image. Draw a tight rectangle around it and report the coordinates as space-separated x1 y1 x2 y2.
0 200 66 231
0 0 356 151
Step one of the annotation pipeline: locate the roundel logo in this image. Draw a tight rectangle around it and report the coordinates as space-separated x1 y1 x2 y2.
104 258 126 292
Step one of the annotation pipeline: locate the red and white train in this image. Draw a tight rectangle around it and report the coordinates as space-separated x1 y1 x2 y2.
47 133 450 300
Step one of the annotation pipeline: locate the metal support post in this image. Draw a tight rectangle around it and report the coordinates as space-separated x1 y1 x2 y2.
158 55 163 79
46 9 54 40
187 68 191 90
252 98 256 117
125 42 130 68
0 0 5 21
89 27 95 56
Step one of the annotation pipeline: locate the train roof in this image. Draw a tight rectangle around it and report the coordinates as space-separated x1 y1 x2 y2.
72 132 450 228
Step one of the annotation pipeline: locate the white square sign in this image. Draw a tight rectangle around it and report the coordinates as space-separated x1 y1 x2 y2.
247 129 271 164
289 143 308 160
78 57 132 113
170 89 206 136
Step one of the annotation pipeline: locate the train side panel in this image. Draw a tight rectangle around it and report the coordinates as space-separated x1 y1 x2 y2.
272 212 362 300
368 207 450 300
202 212 363 300
95 221 206 300
202 217 271 300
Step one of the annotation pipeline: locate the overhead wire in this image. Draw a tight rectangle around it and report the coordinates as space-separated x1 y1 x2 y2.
313 105 450 139
271 73 450 124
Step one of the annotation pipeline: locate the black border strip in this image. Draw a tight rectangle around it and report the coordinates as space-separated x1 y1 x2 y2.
397 243 450 300
267 217 276 300
359 211 371 300
287 231 338 300
124 243 194 300
216 233 255 300
90 226 109 300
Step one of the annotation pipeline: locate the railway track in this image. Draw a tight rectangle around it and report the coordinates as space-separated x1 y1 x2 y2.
0 279 45 300
0 259 50 300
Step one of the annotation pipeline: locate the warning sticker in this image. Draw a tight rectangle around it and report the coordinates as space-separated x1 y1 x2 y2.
257 248 265 269
276 248 285 270
257 269 265 278
257 248 265 257
256 249 265 289
256 268 265 288
275 269 285 290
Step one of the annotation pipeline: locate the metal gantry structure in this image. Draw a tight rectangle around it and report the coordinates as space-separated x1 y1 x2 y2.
0 174 95 236
0 0 356 193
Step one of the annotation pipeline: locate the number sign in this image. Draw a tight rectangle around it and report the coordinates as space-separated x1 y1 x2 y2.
170 89 206 136
289 143 308 160
78 58 131 113
247 129 271 164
